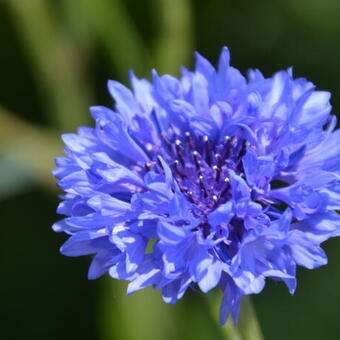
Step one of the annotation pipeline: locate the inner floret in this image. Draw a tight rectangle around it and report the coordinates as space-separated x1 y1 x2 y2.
147 131 251 218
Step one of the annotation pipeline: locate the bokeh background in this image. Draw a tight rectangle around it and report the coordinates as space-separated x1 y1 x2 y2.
2 1 340 339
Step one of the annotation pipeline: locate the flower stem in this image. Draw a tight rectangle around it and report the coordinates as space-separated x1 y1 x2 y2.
153 0 193 75
237 296 264 340
8 0 93 130
207 292 264 340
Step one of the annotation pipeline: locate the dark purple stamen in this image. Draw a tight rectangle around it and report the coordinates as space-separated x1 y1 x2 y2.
185 131 195 150
145 132 250 236
174 139 185 165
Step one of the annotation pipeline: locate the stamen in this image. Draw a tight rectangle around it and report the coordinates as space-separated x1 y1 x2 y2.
214 153 223 168
186 190 194 203
185 131 195 150
204 136 212 165
222 136 232 159
220 178 230 198
151 130 250 215
144 161 155 171
174 140 185 165
212 165 221 182
174 160 185 178
198 174 208 198
192 151 201 170
238 140 248 159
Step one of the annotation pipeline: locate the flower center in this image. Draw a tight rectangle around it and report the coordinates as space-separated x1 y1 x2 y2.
147 131 250 217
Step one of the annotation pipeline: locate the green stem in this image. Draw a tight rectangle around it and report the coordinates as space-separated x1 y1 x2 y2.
0 106 61 190
65 0 152 80
208 292 264 340
153 0 194 74
97 279 178 340
8 0 92 130
237 297 264 340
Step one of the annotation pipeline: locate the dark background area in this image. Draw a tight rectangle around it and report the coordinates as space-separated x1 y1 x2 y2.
1 1 340 339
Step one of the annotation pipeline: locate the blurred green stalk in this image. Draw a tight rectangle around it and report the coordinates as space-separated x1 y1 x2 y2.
97 280 179 340
208 293 264 340
154 0 193 74
63 0 152 80
8 0 92 130
0 106 61 190
237 297 264 340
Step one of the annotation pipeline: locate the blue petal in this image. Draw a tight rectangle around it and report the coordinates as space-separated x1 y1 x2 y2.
293 211 340 243
287 230 328 269
126 256 162 294
220 276 242 325
208 201 234 228
60 229 110 257
129 70 155 113
108 80 139 120
157 221 188 245
194 51 215 83
91 106 149 163
87 194 131 216
197 260 223 293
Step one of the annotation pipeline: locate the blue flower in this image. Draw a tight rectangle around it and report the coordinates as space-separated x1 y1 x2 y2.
53 47 340 324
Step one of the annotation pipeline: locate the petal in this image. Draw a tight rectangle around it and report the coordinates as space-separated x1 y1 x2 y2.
108 80 139 120
87 194 131 216
220 276 242 325
197 261 222 293
60 229 109 256
158 221 188 246
208 201 234 228
287 230 328 269
126 256 162 294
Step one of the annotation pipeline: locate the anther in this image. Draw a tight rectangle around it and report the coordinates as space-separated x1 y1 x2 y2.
185 131 195 150
145 143 153 152
212 165 221 182
144 161 155 171
220 178 231 198
204 136 212 165
198 175 208 198
237 140 248 163
192 151 201 170
174 160 185 178
222 136 232 159
175 140 185 165
214 153 223 168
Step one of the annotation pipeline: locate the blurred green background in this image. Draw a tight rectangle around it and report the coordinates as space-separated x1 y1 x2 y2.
2 0 340 339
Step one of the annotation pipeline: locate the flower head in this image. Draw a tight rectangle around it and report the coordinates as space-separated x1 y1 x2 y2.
53 47 340 323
